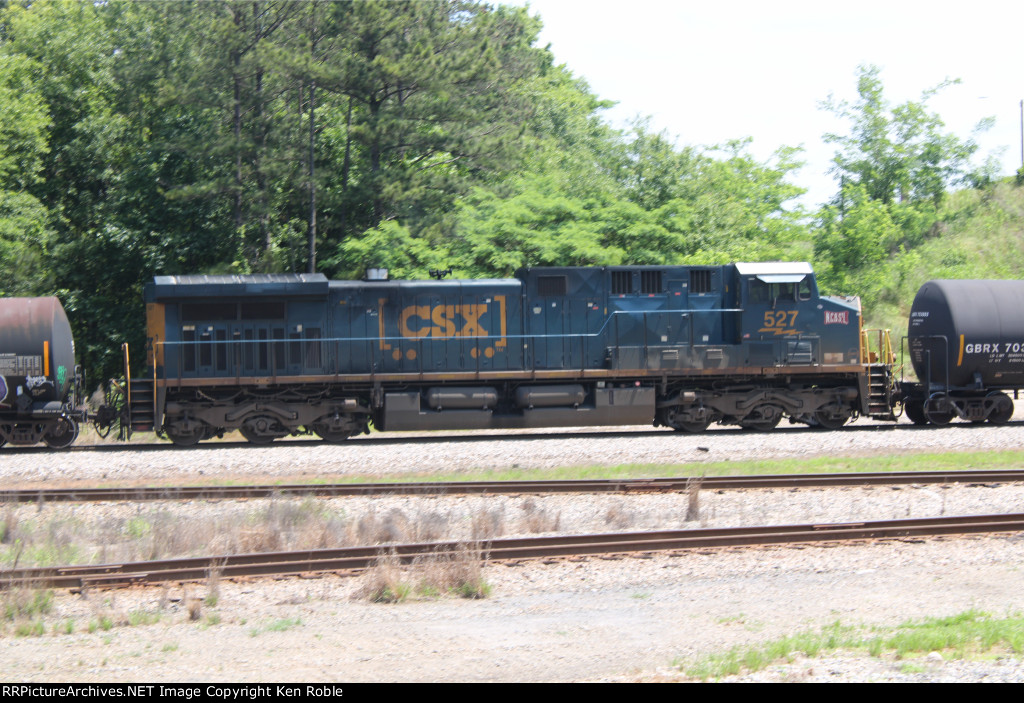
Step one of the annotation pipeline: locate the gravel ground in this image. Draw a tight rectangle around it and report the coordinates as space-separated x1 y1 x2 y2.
3 415 1024 682
5 414 1024 488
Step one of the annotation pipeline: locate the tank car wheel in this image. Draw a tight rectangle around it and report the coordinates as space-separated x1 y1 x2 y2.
42 416 79 449
923 394 955 426
239 416 287 445
987 392 1014 424
812 408 850 430
903 398 928 426
739 405 783 432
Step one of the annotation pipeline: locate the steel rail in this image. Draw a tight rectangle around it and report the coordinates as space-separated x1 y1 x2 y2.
4 513 1023 590
3 469 1023 504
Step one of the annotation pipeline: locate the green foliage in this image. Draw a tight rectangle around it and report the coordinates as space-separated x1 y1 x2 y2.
812 65 1003 327
822 65 989 206
326 220 451 280
0 190 51 296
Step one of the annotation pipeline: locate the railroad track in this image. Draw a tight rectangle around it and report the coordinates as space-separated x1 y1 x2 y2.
3 469 1024 504
0 419 1004 454
4 513 1023 591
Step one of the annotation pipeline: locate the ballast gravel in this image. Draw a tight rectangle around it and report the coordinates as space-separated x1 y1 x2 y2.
2 416 1024 682
6 414 1024 487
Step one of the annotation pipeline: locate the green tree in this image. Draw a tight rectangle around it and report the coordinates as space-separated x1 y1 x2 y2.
821 65 990 206
316 0 544 274
0 52 52 295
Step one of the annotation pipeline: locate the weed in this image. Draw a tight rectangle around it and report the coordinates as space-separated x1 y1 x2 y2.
186 598 202 622
358 550 412 603
412 510 448 542
249 617 302 636
604 501 634 529
127 610 161 627
351 508 414 545
3 588 54 622
363 543 491 602
86 616 115 634
1 505 17 544
205 561 223 608
470 506 505 540
266 617 302 632
518 500 561 533
14 620 45 637
125 516 151 540
162 642 179 652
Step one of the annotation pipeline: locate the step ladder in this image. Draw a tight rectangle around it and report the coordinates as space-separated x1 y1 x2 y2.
118 342 156 439
861 329 897 421
126 376 156 435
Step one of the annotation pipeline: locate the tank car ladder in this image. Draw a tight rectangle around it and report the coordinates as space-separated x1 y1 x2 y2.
861 329 897 420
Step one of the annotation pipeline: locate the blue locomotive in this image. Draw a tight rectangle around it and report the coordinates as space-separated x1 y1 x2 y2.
119 262 895 445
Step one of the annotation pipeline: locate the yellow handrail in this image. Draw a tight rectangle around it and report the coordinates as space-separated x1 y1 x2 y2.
861 328 894 365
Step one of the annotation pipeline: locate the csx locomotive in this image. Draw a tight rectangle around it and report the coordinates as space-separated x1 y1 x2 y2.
1 261 1017 448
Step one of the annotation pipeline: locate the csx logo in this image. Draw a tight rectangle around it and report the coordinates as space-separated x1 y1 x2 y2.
378 296 508 361
399 304 488 338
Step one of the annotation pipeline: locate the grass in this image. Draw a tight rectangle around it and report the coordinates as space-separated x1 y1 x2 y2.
681 609 1024 680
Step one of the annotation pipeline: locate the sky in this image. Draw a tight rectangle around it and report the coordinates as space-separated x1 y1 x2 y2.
506 0 1024 208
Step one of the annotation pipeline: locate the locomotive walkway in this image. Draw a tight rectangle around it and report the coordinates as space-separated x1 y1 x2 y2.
3 469 1023 504
4 513 1023 591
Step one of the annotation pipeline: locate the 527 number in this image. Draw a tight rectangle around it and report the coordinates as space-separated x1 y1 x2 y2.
762 311 798 328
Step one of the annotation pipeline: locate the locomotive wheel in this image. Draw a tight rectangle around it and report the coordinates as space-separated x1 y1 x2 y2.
739 405 783 432
239 415 287 445
311 424 353 443
903 398 928 426
987 392 1014 424
662 407 711 433
167 426 204 447
812 408 850 430
676 419 712 433
42 417 79 449
923 394 955 426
